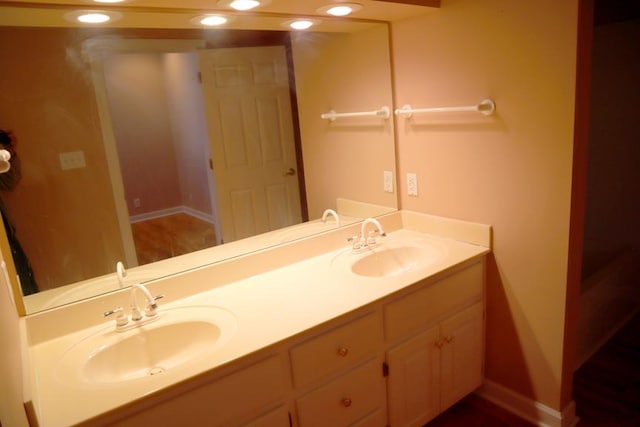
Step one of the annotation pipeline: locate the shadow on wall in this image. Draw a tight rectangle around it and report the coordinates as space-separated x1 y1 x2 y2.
484 252 559 406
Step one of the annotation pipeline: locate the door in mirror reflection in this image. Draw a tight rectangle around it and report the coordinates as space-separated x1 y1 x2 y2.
199 46 302 242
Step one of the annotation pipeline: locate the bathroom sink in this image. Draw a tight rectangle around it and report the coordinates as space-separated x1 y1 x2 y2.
350 239 445 278
55 305 236 386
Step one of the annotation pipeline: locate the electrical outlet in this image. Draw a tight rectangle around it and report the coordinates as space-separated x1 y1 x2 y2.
133 198 141 208
407 172 418 196
383 171 394 193
59 151 86 170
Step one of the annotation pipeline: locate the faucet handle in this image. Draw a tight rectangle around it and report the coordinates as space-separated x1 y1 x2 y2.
347 235 362 250
366 229 386 245
145 294 164 317
104 307 129 327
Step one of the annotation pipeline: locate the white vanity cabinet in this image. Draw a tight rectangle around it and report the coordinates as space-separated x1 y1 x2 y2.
384 263 484 427
98 262 484 427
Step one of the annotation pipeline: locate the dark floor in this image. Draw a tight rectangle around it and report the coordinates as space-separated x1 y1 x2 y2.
573 312 640 426
426 312 640 426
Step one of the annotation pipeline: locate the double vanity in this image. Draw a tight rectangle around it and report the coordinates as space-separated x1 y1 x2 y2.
22 211 490 427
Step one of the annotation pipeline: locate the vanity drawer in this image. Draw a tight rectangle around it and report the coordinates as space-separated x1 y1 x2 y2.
384 262 483 342
113 354 287 427
290 311 382 388
295 359 385 427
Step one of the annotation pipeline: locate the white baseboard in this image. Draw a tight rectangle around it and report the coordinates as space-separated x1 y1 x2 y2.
130 206 215 225
475 380 579 427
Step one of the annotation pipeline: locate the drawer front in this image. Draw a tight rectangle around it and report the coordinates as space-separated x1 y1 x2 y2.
241 404 290 427
296 359 385 427
384 262 483 342
113 354 287 427
290 311 382 388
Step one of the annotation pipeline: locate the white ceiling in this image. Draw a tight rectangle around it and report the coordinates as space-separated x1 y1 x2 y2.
0 0 439 30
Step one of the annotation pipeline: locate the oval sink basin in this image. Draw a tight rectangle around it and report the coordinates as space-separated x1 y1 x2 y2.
350 239 445 278
55 305 236 386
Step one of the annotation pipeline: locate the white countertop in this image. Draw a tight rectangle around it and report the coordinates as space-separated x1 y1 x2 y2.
25 211 491 427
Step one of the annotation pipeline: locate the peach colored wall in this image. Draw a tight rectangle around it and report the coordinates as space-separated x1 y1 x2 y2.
0 232 31 426
0 27 125 291
292 25 397 219
164 53 215 217
104 53 182 215
391 0 578 409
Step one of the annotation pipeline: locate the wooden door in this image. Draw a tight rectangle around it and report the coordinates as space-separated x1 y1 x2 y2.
198 46 302 242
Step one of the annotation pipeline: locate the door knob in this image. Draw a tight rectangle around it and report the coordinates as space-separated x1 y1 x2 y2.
283 167 296 176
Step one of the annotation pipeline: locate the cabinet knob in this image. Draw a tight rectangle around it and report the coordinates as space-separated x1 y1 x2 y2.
341 397 353 408
445 335 455 344
337 347 349 357
434 338 445 349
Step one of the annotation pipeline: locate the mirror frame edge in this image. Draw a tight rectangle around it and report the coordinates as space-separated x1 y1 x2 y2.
0 213 26 316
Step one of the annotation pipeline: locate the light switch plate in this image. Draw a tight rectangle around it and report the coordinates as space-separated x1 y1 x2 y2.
407 172 418 196
383 170 393 193
59 151 86 170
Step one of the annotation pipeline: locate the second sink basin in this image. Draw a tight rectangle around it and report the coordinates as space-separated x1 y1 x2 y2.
55 305 237 386
349 238 446 278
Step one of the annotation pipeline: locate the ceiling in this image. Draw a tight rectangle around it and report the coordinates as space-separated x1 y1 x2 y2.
1 0 440 30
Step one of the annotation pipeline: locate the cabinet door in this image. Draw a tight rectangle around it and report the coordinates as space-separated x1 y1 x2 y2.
440 303 483 410
386 325 441 427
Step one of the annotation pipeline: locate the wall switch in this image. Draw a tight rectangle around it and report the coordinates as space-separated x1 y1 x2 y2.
383 170 394 193
407 172 418 196
59 151 86 170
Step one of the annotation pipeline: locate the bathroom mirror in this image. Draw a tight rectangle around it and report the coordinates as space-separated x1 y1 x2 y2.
0 5 397 315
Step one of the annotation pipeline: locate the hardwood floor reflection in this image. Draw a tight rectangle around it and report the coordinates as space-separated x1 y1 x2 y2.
131 213 217 264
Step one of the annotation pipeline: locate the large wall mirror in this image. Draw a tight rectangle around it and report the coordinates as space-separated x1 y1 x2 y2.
0 3 399 315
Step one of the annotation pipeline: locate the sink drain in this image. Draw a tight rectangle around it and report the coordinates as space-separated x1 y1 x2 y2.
148 367 165 376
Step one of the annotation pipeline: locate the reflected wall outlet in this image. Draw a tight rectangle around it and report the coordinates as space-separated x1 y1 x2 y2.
407 172 418 196
59 151 86 170
383 170 394 193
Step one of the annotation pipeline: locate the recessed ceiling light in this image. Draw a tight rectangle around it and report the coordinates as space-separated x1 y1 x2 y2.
64 10 122 24
217 0 270 11
285 19 317 30
192 14 232 27
318 3 363 17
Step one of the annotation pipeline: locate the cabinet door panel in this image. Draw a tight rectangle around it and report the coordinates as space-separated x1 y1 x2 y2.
386 326 440 427
440 303 483 410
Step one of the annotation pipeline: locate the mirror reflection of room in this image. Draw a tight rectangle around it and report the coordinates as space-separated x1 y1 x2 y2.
0 20 397 313
0 27 307 292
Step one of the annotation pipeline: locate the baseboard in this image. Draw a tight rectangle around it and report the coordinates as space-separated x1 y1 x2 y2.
130 206 215 225
475 380 579 427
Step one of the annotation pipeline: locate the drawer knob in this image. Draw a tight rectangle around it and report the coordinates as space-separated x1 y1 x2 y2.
341 397 353 408
337 347 349 357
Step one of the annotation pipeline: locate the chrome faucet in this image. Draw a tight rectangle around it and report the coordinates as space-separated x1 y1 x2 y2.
321 208 340 226
130 283 162 320
104 283 163 330
348 217 386 250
